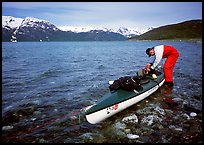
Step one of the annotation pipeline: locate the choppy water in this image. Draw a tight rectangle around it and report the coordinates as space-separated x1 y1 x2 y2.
2 41 202 143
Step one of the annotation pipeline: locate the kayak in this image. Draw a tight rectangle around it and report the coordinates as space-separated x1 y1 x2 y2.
85 70 165 124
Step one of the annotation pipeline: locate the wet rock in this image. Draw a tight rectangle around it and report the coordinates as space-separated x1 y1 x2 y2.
154 106 165 115
183 103 202 113
181 131 201 143
79 132 94 141
183 119 202 130
132 128 142 135
149 131 163 142
2 111 20 125
126 133 139 139
162 115 173 126
31 118 37 121
64 137 81 143
172 97 184 103
2 125 14 131
138 135 151 143
160 127 172 136
112 122 126 137
182 100 189 107
192 95 202 101
161 135 170 143
171 135 182 143
182 123 191 129
164 109 174 115
169 125 183 134
141 115 162 126
141 115 154 126
174 128 183 132
38 138 48 143
3 105 38 126
124 129 131 134
122 114 138 124
152 123 164 130
136 106 153 115
190 112 197 117
80 132 106 143
33 111 41 115
179 113 190 120
113 121 126 130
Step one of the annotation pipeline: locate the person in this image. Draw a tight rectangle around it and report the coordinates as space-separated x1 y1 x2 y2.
145 45 179 86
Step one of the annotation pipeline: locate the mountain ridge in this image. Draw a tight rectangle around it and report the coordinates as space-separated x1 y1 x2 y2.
2 16 201 42
2 16 153 42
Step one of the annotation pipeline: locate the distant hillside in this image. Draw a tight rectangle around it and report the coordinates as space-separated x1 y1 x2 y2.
129 20 202 40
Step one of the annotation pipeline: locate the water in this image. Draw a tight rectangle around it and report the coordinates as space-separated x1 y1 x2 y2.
2 41 202 143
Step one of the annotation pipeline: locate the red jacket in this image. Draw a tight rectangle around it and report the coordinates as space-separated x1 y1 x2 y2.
150 45 179 69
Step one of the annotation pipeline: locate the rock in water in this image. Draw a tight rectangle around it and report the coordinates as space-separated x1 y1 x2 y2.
190 112 197 117
127 133 139 139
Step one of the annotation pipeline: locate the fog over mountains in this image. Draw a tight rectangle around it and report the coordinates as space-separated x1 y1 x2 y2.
2 16 153 42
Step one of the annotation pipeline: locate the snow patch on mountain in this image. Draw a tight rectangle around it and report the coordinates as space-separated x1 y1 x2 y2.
58 26 94 33
2 16 23 29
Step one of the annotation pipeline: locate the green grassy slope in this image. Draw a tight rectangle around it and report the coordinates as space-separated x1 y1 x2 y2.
129 19 202 40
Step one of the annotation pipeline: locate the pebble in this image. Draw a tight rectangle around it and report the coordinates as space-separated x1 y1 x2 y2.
175 128 183 131
190 112 197 117
124 129 131 133
31 118 37 121
2 125 14 130
127 133 139 139
169 125 175 129
182 113 190 120
172 97 184 102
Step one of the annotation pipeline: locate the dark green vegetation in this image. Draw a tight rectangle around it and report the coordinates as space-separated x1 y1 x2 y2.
129 20 202 40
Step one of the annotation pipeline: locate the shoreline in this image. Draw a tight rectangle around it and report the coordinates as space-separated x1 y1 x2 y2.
128 38 202 43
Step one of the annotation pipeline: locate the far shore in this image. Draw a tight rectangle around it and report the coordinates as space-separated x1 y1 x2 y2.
128 38 202 43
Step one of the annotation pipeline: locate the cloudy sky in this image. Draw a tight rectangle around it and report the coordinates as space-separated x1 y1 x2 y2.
2 2 202 29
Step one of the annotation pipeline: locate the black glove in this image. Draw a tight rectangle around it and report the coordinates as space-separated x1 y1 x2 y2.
149 68 156 74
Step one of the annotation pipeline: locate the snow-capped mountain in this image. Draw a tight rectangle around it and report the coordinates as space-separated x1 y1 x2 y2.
2 16 59 31
2 16 153 42
20 17 59 31
2 16 127 42
114 27 154 38
58 26 154 38
2 16 61 42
